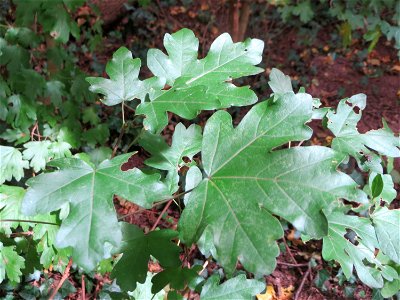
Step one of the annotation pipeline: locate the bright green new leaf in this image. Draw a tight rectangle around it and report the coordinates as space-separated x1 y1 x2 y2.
0 146 29 184
86 47 163 106
322 210 395 288
23 141 52 172
111 223 181 292
0 242 25 283
22 141 72 172
327 94 400 173
179 93 365 276
21 153 171 271
200 274 265 300
137 28 264 133
140 123 202 192
372 207 400 264
129 272 165 300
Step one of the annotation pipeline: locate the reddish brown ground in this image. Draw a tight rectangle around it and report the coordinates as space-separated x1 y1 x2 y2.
47 1 400 299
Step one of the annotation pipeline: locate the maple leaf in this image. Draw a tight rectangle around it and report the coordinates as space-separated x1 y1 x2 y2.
21 153 171 270
179 92 366 276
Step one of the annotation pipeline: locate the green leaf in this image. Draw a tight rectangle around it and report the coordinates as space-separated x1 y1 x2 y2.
367 173 396 204
327 94 400 173
151 265 202 294
0 185 29 234
136 29 264 133
0 243 25 283
322 210 389 288
45 80 65 106
200 274 265 300
268 68 293 96
147 28 199 84
86 47 163 106
23 141 53 172
140 123 202 193
129 272 165 300
371 174 384 198
5 95 36 130
21 153 171 271
372 207 400 264
22 141 72 172
0 146 29 184
111 223 181 292
381 278 400 298
179 94 365 276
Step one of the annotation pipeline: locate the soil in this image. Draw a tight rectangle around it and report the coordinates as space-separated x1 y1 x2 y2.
35 1 400 299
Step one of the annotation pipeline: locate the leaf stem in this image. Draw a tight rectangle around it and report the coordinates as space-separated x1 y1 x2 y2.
122 101 125 125
0 219 59 226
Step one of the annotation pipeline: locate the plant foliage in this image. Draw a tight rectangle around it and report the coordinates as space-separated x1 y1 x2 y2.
0 8 399 298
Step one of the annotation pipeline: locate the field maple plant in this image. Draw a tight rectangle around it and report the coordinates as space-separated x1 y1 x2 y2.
0 3 399 299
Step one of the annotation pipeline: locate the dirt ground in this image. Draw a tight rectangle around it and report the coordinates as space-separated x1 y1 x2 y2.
42 1 400 299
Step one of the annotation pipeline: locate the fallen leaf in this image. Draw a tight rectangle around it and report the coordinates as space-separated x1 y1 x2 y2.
257 285 276 300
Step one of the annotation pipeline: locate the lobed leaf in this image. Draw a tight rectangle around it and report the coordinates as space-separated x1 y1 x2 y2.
86 47 163 106
0 242 25 284
200 274 265 300
327 94 400 173
179 92 365 276
372 207 400 264
322 210 397 288
137 29 264 132
0 146 29 184
140 123 202 193
111 223 181 292
21 153 171 271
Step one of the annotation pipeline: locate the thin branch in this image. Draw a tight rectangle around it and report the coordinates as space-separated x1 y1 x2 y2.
277 261 309 267
117 189 193 221
10 231 33 237
294 264 311 300
49 258 73 300
151 199 173 231
81 275 86 300
125 129 144 153
282 236 303 275
111 123 128 158
0 219 59 226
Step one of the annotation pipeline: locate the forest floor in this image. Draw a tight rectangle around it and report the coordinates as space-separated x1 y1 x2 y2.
47 1 400 299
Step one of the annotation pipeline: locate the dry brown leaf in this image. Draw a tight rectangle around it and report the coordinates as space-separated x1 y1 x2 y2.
280 285 294 300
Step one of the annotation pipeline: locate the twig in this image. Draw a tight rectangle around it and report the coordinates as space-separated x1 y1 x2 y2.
111 123 128 158
0 219 58 226
150 199 173 231
118 189 193 221
294 264 311 300
81 275 86 300
10 231 33 237
125 129 144 153
282 236 303 275
277 261 309 267
49 258 73 300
